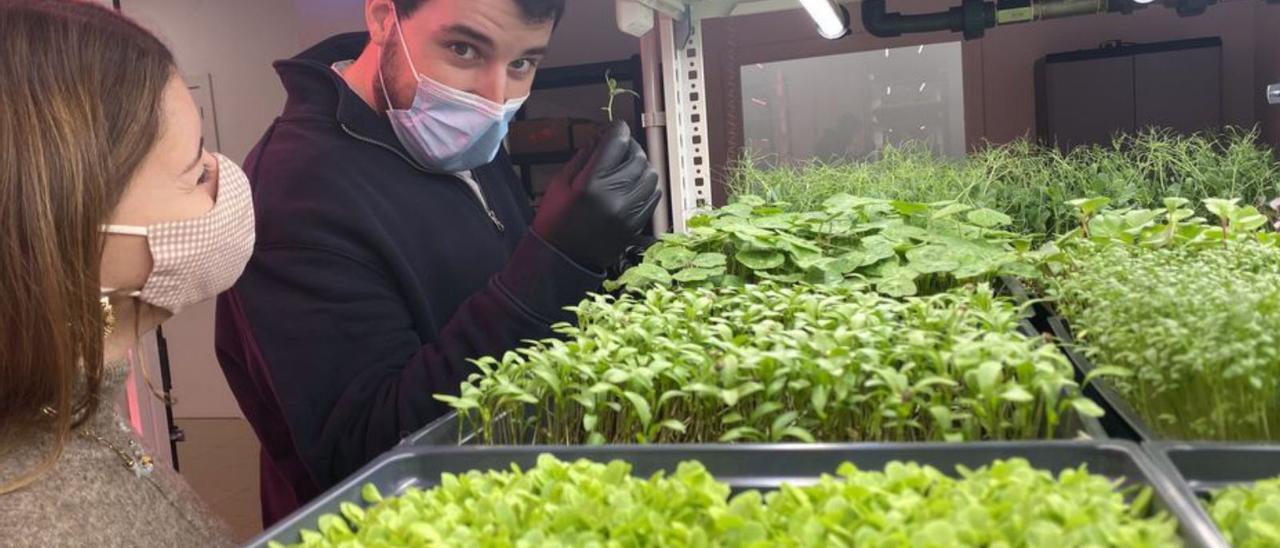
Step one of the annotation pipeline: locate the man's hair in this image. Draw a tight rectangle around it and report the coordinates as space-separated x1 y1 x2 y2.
394 0 566 25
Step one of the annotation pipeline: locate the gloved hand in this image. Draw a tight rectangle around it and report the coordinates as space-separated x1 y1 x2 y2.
533 121 662 271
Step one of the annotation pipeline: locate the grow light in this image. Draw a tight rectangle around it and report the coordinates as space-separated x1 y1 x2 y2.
798 0 849 39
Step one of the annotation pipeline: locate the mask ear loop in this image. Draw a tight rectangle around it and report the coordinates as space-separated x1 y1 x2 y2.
391 8 422 80
100 227 172 405
108 293 176 407
378 5 420 113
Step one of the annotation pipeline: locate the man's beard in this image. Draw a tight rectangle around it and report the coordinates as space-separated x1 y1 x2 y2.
377 46 414 112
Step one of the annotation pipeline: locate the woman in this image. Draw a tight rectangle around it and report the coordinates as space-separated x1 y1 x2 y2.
0 1 252 545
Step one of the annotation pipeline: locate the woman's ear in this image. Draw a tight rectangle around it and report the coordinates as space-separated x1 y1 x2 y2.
365 0 398 47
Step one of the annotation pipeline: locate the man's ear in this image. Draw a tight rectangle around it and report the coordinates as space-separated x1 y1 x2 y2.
365 0 398 47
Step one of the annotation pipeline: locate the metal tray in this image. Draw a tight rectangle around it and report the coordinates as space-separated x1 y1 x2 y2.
1000 276 1155 441
1145 442 1280 547
247 441 1217 547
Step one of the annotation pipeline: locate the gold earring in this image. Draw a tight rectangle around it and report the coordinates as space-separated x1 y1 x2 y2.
101 296 116 337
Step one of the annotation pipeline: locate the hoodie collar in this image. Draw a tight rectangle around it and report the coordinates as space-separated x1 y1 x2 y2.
273 33 422 168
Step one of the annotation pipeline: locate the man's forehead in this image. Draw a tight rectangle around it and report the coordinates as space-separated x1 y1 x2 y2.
409 0 555 36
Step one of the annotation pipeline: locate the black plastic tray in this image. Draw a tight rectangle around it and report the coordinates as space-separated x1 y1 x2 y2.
247 441 1216 547
1145 442 1280 547
1000 276 1155 441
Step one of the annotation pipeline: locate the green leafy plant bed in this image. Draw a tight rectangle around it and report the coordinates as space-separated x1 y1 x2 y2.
729 128 1280 239
1038 198 1280 441
272 454 1181 547
435 282 1102 445
608 193 1038 297
1208 476 1280 547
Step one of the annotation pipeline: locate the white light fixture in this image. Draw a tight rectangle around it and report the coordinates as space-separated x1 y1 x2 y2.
799 0 850 40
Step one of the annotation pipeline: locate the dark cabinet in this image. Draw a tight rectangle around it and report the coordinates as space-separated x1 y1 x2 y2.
1037 37 1222 151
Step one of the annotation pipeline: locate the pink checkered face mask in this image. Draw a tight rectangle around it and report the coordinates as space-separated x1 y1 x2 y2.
101 153 255 315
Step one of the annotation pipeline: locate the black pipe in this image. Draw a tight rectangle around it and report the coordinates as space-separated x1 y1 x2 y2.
862 0 1226 41
862 0 995 40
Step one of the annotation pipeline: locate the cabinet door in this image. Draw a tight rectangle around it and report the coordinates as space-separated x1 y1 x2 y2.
1042 56 1135 151
1135 47 1222 133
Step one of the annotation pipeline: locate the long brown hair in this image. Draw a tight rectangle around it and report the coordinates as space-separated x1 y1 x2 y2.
0 0 175 493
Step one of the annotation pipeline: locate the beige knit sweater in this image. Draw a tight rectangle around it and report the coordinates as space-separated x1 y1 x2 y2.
0 360 234 547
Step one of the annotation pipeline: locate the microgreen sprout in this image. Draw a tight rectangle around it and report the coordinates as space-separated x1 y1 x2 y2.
728 128 1279 240
1043 198 1280 440
1208 476 1280 547
602 69 640 123
436 283 1099 445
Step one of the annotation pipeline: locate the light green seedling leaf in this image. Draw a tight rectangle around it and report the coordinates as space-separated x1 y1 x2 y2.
1071 398 1106 418
623 391 653 427
362 483 383 504
660 419 687 433
339 501 366 526
974 361 1003 393
1000 386 1034 403
780 427 816 443
1083 366 1134 386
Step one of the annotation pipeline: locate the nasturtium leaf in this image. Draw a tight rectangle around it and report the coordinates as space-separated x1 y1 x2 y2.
736 249 786 270
966 208 1013 228
890 200 931 217
692 252 729 268
905 245 960 274
673 267 720 282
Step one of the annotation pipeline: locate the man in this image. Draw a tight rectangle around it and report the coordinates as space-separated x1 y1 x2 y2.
215 0 661 524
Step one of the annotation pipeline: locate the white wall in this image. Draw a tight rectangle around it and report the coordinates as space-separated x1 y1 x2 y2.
122 0 301 163
121 0 303 419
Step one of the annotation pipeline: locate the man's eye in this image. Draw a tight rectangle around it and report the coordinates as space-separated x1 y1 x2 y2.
450 43 477 59
510 58 538 72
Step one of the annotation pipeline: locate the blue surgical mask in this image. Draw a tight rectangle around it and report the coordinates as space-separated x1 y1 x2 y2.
380 13 527 172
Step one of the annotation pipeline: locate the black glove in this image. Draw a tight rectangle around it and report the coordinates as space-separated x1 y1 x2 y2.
605 235 659 282
533 121 662 271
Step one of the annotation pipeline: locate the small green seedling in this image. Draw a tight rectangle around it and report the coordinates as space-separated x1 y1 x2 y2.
602 69 639 122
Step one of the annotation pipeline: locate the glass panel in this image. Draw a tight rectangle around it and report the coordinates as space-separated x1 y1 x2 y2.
741 42 965 165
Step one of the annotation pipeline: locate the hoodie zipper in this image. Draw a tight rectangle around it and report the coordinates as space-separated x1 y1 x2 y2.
340 123 505 233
